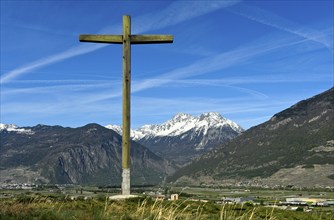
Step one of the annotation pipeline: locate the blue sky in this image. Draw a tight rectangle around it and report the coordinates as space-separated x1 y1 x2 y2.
1 0 333 129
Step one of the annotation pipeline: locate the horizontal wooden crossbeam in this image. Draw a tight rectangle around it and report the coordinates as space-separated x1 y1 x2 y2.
79 34 173 44
131 35 173 44
79 35 123 44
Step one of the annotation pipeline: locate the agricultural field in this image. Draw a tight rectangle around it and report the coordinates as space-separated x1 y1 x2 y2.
172 186 334 202
0 186 333 219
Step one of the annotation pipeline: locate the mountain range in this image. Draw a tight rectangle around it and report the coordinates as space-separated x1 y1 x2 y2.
106 112 243 165
0 112 242 185
1 87 333 188
168 87 334 188
0 124 174 185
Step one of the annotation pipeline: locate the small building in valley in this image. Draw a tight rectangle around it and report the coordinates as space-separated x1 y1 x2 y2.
170 194 179 201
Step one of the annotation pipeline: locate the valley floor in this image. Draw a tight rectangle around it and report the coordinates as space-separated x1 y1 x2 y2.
0 186 333 219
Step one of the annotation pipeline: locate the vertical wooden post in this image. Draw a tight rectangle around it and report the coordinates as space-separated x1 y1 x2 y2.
122 15 131 195
79 15 173 196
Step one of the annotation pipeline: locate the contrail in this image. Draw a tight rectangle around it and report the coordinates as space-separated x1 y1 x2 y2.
1 0 241 84
228 4 333 51
1 44 105 84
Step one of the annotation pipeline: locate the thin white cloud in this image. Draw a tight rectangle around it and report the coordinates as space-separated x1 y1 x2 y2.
0 44 106 83
127 95 297 128
1 82 113 96
236 115 273 127
2 22 77 37
2 28 330 108
1 0 241 84
0 91 291 129
228 4 333 51
128 34 314 95
133 1 241 33
161 73 331 87
5 30 323 105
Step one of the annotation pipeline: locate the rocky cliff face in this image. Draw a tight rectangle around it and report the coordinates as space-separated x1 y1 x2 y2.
0 123 175 185
168 87 334 188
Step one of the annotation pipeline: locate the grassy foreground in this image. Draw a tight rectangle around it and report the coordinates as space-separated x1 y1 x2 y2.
0 194 333 220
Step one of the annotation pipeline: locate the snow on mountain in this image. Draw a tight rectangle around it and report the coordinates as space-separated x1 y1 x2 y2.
105 112 243 141
105 124 123 134
133 113 195 139
0 123 34 134
104 124 142 139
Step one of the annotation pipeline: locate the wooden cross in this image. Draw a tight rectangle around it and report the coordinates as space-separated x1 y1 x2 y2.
79 15 173 195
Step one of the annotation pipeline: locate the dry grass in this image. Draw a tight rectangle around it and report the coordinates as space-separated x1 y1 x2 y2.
0 194 333 220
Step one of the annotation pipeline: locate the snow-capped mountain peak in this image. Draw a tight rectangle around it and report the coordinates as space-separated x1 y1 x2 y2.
105 112 243 140
197 112 243 132
105 112 243 164
171 113 194 122
198 112 224 125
